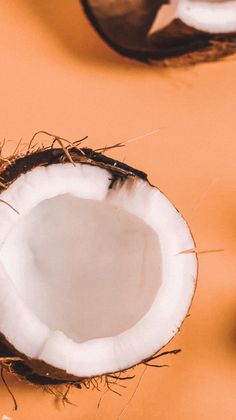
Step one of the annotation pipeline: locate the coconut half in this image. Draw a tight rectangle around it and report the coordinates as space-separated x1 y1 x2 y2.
81 0 236 64
0 145 197 387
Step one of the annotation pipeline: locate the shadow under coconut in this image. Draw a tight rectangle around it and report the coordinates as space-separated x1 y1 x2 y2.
16 0 145 70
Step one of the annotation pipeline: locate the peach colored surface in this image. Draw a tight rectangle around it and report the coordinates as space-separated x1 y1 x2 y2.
0 1 236 419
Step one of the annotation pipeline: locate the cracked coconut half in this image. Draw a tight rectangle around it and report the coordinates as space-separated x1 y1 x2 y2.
0 142 197 388
81 0 236 64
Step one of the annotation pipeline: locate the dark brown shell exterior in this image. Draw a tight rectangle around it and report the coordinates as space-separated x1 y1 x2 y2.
81 0 236 65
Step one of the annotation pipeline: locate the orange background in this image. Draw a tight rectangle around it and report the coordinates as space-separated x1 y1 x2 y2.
0 1 236 419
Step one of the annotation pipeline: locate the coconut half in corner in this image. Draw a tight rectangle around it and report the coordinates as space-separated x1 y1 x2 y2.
0 146 197 385
81 0 236 64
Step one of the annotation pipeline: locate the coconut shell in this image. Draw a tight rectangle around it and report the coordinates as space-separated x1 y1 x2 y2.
81 0 236 65
0 143 194 392
0 146 148 387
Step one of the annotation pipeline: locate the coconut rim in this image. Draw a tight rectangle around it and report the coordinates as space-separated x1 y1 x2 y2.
0 146 197 379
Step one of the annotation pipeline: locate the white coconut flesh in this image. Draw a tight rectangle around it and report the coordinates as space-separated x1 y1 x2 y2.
0 163 197 377
149 0 236 34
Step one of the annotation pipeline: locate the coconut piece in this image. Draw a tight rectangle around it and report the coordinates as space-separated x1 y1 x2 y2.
0 145 197 388
81 0 236 64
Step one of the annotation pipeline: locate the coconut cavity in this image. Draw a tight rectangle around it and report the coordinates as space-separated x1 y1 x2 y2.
0 194 161 343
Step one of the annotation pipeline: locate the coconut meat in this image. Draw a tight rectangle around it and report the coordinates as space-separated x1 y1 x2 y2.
149 0 236 34
0 195 162 343
0 163 197 377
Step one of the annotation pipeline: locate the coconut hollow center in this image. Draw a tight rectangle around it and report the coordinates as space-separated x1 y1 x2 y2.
0 194 161 343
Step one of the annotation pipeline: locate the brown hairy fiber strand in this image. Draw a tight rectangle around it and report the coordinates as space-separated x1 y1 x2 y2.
0 132 147 194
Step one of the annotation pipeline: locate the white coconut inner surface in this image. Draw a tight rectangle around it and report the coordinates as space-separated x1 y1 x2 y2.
149 0 236 34
0 194 161 343
0 163 197 377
